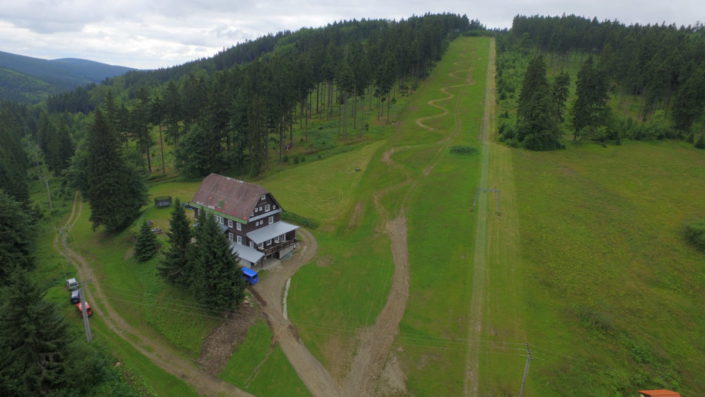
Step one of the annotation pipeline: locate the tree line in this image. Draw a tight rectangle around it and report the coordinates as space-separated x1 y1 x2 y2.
45 14 477 178
502 15 705 146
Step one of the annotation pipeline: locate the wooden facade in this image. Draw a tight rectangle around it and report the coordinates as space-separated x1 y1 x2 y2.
191 174 299 267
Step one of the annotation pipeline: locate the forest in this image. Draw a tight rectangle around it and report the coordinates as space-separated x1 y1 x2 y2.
496 15 705 150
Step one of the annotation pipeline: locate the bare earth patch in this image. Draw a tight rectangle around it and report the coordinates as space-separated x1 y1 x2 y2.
198 296 260 375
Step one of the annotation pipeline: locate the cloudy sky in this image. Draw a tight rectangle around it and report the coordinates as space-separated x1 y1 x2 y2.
0 1 702 69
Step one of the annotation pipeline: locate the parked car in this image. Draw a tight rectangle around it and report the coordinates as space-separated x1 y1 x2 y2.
75 302 93 317
70 289 80 304
65 278 79 291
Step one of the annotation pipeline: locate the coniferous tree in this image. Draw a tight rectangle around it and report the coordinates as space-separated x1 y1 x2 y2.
45 118 74 175
86 109 147 232
695 134 705 150
158 199 192 286
174 122 223 177
552 72 571 123
0 104 30 204
134 221 159 262
190 212 245 312
516 56 563 150
671 69 705 133
0 190 35 284
0 271 72 396
518 55 549 122
572 57 610 141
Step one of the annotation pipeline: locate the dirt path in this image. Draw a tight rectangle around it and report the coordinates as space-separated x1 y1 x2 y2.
251 229 343 397
341 49 476 397
55 192 253 397
463 38 496 397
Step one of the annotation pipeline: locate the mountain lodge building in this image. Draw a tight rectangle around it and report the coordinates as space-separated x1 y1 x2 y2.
190 173 298 267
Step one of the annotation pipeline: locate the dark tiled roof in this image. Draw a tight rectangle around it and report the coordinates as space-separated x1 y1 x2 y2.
191 173 268 222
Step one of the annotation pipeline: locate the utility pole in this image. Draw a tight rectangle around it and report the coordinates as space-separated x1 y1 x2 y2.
79 283 93 343
518 343 532 397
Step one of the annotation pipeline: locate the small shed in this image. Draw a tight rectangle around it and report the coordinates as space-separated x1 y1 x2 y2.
639 390 682 397
154 196 172 208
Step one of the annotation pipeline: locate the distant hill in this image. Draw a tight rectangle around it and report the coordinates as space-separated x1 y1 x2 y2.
0 51 134 103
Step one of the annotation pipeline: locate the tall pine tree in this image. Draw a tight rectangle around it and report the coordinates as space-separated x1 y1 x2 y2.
190 211 245 312
134 221 159 262
158 199 192 286
86 109 147 232
516 56 563 150
0 190 35 284
572 57 610 141
0 271 72 396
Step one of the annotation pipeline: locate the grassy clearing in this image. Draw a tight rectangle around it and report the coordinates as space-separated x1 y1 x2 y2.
261 140 383 224
286 37 490 391
395 37 489 396
219 320 310 397
511 141 705 395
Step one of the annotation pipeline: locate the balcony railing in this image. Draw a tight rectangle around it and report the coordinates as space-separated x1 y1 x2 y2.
261 239 296 256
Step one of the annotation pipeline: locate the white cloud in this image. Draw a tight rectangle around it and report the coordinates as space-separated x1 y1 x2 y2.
0 1 702 69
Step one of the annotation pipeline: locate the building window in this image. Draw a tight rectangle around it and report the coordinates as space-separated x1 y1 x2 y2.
228 232 233 242
282 234 287 242
265 204 270 212
275 236 280 243
236 222 241 231
250 241 254 248
228 219 233 227
261 194 266 201
266 239 272 246
237 235 242 244
258 243 263 249
268 216 274 225
273 204 277 209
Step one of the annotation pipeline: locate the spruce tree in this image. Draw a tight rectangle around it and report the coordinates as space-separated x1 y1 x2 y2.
158 199 192 286
86 110 147 232
0 190 35 284
572 57 610 141
134 221 159 262
0 271 71 396
516 56 563 150
190 212 245 312
695 134 705 150
552 72 570 123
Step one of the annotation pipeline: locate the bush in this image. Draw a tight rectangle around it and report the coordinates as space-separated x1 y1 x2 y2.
695 134 705 149
449 145 477 155
684 218 705 251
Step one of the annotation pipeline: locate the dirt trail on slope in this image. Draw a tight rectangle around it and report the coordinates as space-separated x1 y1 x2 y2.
463 38 496 397
342 50 476 397
251 229 343 397
55 193 253 397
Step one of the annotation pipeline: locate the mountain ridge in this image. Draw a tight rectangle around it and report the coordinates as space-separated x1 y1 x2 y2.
0 50 134 103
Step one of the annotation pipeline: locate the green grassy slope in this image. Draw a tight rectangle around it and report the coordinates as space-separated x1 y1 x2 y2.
219 320 310 397
286 37 490 392
395 37 488 396
514 141 705 395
